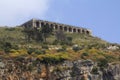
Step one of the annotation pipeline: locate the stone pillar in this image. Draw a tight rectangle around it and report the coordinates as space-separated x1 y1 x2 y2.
32 19 36 27
80 29 82 34
39 21 41 28
71 27 73 33
57 25 60 30
77 29 80 33
62 26 64 31
53 24 55 30
66 27 69 32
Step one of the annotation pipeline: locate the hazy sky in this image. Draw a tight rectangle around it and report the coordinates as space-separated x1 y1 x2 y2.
0 0 120 44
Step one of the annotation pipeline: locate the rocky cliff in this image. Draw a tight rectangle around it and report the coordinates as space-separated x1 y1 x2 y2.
0 58 120 80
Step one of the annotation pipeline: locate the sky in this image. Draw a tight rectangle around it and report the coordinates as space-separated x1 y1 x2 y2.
0 0 120 44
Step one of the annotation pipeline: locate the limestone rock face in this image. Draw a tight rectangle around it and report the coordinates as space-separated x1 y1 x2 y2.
0 59 120 80
51 60 120 80
52 60 94 80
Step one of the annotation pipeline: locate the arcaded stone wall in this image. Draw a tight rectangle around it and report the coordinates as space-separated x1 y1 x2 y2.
21 19 92 35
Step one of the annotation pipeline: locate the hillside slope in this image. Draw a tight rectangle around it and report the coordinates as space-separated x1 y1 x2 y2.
0 27 120 80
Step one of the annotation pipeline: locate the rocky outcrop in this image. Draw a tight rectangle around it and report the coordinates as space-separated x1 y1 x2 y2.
0 58 120 80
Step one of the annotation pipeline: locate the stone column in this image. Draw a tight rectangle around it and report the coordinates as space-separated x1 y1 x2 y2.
57 25 60 30
66 27 69 32
71 28 73 33
32 19 36 27
76 28 79 33
39 21 41 28
80 29 82 34
53 25 55 30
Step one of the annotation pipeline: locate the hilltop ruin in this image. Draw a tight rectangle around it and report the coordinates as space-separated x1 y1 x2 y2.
21 19 92 35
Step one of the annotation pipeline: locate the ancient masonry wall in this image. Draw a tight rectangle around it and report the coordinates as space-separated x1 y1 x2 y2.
21 19 92 35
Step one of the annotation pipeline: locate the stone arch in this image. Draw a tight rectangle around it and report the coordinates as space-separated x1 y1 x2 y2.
36 21 40 28
41 22 45 27
73 28 76 32
82 29 85 34
77 29 81 33
59 26 63 31
68 27 72 32
55 25 58 30
50 24 54 29
64 26 68 32
86 30 90 35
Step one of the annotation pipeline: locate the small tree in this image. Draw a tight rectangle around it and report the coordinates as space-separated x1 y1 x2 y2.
41 25 53 42
3 42 12 53
72 45 81 52
22 27 35 42
67 37 72 42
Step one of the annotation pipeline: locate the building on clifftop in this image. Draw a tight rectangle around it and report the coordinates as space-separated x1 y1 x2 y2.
21 19 92 35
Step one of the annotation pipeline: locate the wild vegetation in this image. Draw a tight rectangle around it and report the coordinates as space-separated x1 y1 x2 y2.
0 26 120 69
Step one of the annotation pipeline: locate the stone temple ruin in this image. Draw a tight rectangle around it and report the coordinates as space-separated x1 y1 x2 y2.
21 19 92 35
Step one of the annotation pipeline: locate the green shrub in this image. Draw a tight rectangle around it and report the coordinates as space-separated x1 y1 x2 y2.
5 28 16 31
41 55 66 64
12 44 19 50
27 48 35 55
82 52 89 56
42 45 48 49
35 49 46 55
53 38 73 46
72 45 81 52
66 37 73 46
4 47 11 53
60 41 66 45
4 42 12 48
81 52 89 59
52 40 59 45
57 46 66 52
62 46 67 51
104 55 116 62
91 66 99 74
67 37 72 42
3 42 12 53
57 48 65 52
97 58 108 68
